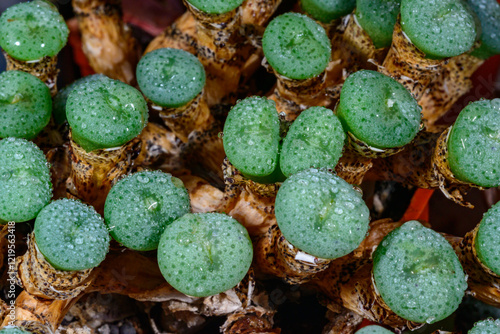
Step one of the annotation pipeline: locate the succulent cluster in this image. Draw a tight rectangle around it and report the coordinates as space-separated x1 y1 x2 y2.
1 0 500 333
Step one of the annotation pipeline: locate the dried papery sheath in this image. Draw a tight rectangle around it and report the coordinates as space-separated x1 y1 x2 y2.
72 0 140 84
379 21 443 101
0 0 68 95
66 133 141 213
145 10 198 55
221 159 279 237
134 122 184 172
0 321 53 334
418 54 484 132
240 0 282 26
327 14 388 94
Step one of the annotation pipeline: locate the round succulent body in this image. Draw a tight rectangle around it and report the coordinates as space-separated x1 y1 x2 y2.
355 325 393 334
104 171 191 251
337 70 422 149
0 70 51 139
66 75 148 152
137 48 206 108
263 13 332 80
275 168 370 259
0 0 69 61
0 137 52 223
52 74 106 125
355 0 401 49
185 0 244 14
467 0 500 59
158 213 253 297
373 221 467 324
280 107 346 177
475 201 500 276
301 0 356 23
448 99 500 187
0 327 31 334
34 198 110 271
469 319 500 334
400 0 478 59
223 96 283 183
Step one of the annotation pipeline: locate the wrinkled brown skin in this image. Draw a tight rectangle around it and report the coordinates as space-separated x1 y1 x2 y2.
450 227 500 307
178 171 225 213
240 0 282 27
73 0 140 85
326 14 388 99
367 128 482 208
144 10 198 55
221 306 280 334
187 1 256 107
3 52 59 96
322 309 363 334
379 19 444 101
134 122 185 172
152 93 226 181
221 159 278 237
267 69 331 122
419 54 484 132
66 134 142 214
253 224 332 284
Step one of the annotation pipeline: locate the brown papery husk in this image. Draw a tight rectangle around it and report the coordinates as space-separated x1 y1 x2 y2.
144 10 198 55
1 319 61 334
15 234 95 300
326 14 389 98
267 69 330 122
177 171 225 213
134 122 185 172
253 224 332 285
453 226 500 307
154 92 213 143
379 19 444 101
185 1 257 107
419 53 484 132
73 0 140 85
3 52 59 96
335 148 373 186
66 132 142 214
367 128 482 208
221 306 280 334
322 308 364 334
151 93 225 180
221 159 279 237
240 0 282 27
